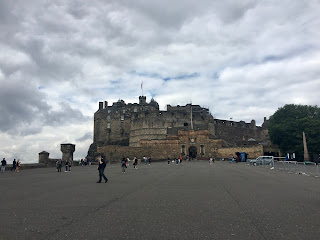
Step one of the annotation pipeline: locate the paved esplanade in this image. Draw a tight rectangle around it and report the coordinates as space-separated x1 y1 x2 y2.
1 161 319 240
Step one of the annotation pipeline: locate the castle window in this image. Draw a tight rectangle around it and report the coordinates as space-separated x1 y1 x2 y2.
181 145 185 155
107 116 110 121
108 109 111 113
230 122 233 126
123 109 126 113
184 122 188 126
107 123 111 129
134 107 137 112
121 115 124 121
200 144 204 156
120 121 124 129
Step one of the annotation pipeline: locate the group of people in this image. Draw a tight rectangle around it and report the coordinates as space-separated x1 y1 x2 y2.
121 157 139 173
80 158 91 166
167 156 183 165
143 156 152 165
1 158 21 173
56 159 72 172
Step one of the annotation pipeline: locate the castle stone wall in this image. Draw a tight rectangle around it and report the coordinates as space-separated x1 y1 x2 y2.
216 145 264 159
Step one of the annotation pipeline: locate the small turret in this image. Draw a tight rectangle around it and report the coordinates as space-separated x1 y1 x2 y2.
139 96 146 105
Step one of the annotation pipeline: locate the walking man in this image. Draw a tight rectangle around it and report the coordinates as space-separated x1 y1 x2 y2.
11 159 16 171
1 158 6 173
56 159 62 172
133 157 138 169
65 159 69 172
121 157 127 173
68 158 72 172
97 156 108 183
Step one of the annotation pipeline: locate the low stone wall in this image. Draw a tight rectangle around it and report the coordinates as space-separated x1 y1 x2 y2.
98 144 181 163
5 163 48 169
98 144 265 162
216 145 264 159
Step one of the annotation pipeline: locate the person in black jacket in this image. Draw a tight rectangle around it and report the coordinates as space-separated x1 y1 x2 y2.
97 156 108 183
11 159 16 171
121 157 127 173
1 158 6 173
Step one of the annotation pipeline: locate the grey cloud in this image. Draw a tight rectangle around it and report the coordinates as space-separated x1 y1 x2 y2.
0 76 90 135
76 132 93 142
45 103 91 127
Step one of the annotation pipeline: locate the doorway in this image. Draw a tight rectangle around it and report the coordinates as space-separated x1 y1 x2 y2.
189 146 197 159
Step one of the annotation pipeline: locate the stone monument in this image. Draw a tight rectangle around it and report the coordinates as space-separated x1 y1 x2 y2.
303 132 310 161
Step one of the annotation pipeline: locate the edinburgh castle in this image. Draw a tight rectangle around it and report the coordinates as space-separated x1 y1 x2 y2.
87 96 279 162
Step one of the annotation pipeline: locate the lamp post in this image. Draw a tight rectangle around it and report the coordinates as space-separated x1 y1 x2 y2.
303 132 309 161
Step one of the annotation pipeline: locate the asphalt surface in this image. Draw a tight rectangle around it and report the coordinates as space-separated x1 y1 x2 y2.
1 161 320 240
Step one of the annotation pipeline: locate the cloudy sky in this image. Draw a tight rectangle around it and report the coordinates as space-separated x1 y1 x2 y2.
1 0 319 163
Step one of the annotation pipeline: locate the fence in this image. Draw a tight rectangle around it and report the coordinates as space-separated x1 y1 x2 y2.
250 160 320 177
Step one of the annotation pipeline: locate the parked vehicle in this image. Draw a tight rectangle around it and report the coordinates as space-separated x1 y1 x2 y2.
249 156 274 166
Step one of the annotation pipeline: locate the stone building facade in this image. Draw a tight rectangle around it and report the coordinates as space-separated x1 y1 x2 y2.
87 96 278 162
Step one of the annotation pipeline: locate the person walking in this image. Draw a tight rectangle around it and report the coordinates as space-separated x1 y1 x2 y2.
97 156 108 183
1 158 6 173
121 157 127 173
56 159 62 172
16 160 21 172
68 158 72 172
65 159 69 172
133 157 138 169
148 157 151 165
11 159 16 171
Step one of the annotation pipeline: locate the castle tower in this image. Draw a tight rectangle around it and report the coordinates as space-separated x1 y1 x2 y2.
38 151 50 164
139 96 146 105
61 143 75 162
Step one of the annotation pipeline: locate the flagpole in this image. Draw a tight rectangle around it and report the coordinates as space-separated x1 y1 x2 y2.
190 102 193 130
141 81 143 96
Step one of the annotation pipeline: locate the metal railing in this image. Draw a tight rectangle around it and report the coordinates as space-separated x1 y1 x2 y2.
250 160 320 177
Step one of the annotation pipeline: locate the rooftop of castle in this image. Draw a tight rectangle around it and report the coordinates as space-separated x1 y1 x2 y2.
96 96 268 126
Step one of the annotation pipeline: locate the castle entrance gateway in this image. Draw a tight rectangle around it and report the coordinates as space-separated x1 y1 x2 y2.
189 146 197 159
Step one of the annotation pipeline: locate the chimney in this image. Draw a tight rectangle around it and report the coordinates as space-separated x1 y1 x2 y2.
99 102 103 110
104 101 108 109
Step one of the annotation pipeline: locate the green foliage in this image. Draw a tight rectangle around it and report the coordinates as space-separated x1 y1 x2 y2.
268 104 320 160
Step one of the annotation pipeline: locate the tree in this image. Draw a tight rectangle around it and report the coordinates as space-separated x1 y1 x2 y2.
268 104 320 161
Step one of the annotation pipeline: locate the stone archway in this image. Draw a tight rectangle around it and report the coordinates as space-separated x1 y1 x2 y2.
189 146 197 159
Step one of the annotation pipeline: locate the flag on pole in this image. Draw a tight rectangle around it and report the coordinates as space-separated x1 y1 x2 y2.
141 81 143 89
